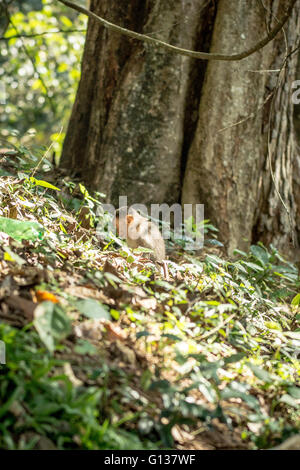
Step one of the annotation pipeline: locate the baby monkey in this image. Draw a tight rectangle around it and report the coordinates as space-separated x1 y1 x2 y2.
114 207 168 278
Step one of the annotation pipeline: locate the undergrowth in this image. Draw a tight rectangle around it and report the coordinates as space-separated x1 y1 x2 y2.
0 147 299 450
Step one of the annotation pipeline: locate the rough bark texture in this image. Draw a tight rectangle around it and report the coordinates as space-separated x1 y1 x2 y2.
60 0 215 207
182 0 300 255
61 0 300 256
60 0 149 179
253 2 300 257
294 52 300 252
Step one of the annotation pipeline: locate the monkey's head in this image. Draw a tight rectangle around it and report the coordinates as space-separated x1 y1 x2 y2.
114 207 135 238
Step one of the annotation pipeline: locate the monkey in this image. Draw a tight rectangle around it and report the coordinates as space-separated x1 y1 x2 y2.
114 207 168 279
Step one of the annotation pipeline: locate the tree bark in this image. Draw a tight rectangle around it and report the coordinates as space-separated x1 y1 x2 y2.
60 0 215 207
61 0 300 256
182 0 300 255
294 52 300 252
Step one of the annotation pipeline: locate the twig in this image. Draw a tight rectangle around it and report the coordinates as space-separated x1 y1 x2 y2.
30 126 63 177
248 69 280 73
217 92 273 133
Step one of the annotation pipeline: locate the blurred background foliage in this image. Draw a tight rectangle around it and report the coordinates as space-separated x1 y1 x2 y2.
0 0 87 160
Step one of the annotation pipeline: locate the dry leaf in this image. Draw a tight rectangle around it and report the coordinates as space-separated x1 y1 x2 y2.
35 290 59 303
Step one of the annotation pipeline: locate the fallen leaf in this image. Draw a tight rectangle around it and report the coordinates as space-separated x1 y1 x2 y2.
35 290 59 303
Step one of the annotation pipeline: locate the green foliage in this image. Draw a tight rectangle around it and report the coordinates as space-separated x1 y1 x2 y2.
0 0 86 151
34 301 71 352
0 216 44 242
75 299 111 321
0 325 155 450
2 0 298 451
0 155 299 450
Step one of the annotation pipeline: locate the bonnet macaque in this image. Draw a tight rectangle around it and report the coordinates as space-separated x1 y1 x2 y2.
114 207 168 278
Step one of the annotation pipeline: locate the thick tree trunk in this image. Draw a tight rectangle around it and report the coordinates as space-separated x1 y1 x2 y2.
61 0 300 255
60 0 215 206
60 0 149 181
294 52 300 250
254 22 300 255
182 0 300 255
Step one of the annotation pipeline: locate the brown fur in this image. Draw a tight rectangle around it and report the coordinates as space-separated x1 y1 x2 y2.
114 207 165 262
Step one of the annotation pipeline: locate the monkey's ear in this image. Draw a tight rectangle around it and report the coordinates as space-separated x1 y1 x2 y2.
126 214 134 225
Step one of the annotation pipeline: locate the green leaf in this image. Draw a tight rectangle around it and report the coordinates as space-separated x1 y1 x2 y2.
110 309 120 320
74 339 98 355
247 363 273 383
34 302 71 352
198 382 217 403
0 386 23 419
205 255 226 266
283 331 300 340
242 261 265 272
3 247 26 265
60 15 73 28
104 273 121 287
250 245 269 266
136 331 151 339
221 386 259 410
287 387 300 399
291 294 300 306
233 249 248 258
150 380 170 391
161 333 181 341
279 394 299 408
29 177 61 191
0 216 44 242
227 390 259 409
233 262 248 274
224 353 246 364
75 299 111 320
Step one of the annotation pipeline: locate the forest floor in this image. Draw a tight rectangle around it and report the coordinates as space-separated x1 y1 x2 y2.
0 149 299 450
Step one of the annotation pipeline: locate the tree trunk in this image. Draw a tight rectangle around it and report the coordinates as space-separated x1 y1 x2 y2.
294 51 300 252
182 0 300 255
61 0 300 255
60 0 215 206
60 0 149 183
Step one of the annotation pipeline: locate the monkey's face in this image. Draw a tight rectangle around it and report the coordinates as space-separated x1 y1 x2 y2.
114 214 134 238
